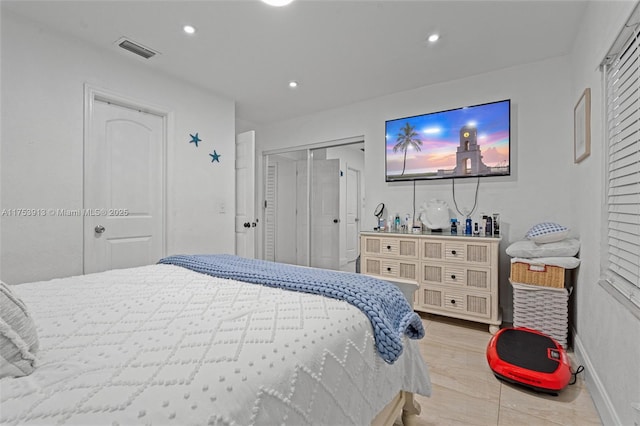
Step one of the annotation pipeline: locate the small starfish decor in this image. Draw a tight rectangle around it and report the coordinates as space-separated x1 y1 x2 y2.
209 150 221 163
189 133 201 147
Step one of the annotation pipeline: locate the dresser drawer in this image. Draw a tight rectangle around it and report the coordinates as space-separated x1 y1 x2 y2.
362 257 418 281
440 241 491 266
444 242 466 262
361 236 418 259
421 239 490 264
443 289 466 312
418 286 491 318
444 266 492 290
381 239 400 256
421 263 491 291
440 288 492 319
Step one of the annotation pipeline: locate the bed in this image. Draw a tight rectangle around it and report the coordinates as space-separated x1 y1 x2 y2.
1 255 431 425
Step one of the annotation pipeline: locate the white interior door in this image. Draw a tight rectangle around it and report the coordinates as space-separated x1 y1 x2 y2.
264 163 277 261
296 159 308 266
311 159 340 269
84 98 165 273
235 130 256 258
345 165 361 264
275 160 297 264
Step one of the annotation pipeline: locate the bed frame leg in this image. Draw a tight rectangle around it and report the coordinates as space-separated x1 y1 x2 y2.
401 391 421 426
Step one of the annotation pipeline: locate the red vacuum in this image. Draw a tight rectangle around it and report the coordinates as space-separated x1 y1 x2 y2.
486 327 572 395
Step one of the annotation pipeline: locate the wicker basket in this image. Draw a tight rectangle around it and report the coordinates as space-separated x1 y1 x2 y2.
510 261 565 288
511 280 569 348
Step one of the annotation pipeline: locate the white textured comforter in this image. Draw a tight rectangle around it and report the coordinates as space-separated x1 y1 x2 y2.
0 264 431 425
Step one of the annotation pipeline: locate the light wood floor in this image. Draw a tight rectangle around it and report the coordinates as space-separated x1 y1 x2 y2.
410 313 602 426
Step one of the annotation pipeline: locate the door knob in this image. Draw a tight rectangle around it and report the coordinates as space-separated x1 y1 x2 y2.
243 222 251 228
333 219 340 223
94 225 106 234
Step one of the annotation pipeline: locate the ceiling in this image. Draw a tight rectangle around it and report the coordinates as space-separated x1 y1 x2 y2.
2 0 589 125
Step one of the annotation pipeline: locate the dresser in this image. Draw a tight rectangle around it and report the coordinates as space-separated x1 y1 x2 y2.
360 231 502 333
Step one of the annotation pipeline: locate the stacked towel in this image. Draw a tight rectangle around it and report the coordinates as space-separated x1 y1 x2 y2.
506 222 581 270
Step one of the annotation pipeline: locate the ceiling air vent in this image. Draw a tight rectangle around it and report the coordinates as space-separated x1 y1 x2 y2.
116 37 158 59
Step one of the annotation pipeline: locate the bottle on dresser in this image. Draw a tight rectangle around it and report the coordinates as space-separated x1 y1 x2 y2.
485 215 493 236
405 214 412 232
492 213 500 236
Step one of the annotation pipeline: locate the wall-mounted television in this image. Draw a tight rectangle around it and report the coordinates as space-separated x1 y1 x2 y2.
385 99 511 182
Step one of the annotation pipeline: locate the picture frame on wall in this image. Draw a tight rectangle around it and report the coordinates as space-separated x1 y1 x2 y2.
574 88 591 163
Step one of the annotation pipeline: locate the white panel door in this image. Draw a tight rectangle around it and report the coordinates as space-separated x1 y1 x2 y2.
311 159 339 270
235 130 256 258
275 160 297 264
264 163 277 261
345 165 361 263
296 159 308 266
85 99 164 273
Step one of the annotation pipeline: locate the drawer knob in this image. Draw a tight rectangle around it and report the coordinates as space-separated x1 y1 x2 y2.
451 274 456 279
451 299 456 304
387 267 392 272
451 250 457 255
387 245 392 250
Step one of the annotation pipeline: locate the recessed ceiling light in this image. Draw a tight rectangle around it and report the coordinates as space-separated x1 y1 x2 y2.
183 25 196 34
288 81 298 88
262 0 295 6
427 33 440 43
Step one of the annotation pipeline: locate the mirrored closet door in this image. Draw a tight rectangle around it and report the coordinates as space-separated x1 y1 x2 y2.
262 140 364 272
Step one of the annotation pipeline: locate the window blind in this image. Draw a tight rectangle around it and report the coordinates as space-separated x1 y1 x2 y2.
604 19 640 299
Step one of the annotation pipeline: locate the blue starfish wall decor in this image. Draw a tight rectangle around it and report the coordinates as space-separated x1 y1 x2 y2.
189 133 201 147
209 150 221 162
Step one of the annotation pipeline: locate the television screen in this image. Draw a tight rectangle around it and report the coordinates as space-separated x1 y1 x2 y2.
385 99 510 182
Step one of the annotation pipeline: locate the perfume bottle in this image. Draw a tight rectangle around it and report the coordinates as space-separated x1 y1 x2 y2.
465 218 472 235
451 218 458 235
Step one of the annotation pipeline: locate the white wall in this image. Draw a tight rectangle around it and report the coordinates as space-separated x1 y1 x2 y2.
255 56 574 323
0 11 236 284
567 2 640 425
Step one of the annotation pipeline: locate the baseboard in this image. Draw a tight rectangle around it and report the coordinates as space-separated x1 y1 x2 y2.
573 332 620 425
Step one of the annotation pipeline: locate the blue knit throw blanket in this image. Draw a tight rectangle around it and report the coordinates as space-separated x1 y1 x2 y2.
158 254 424 363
